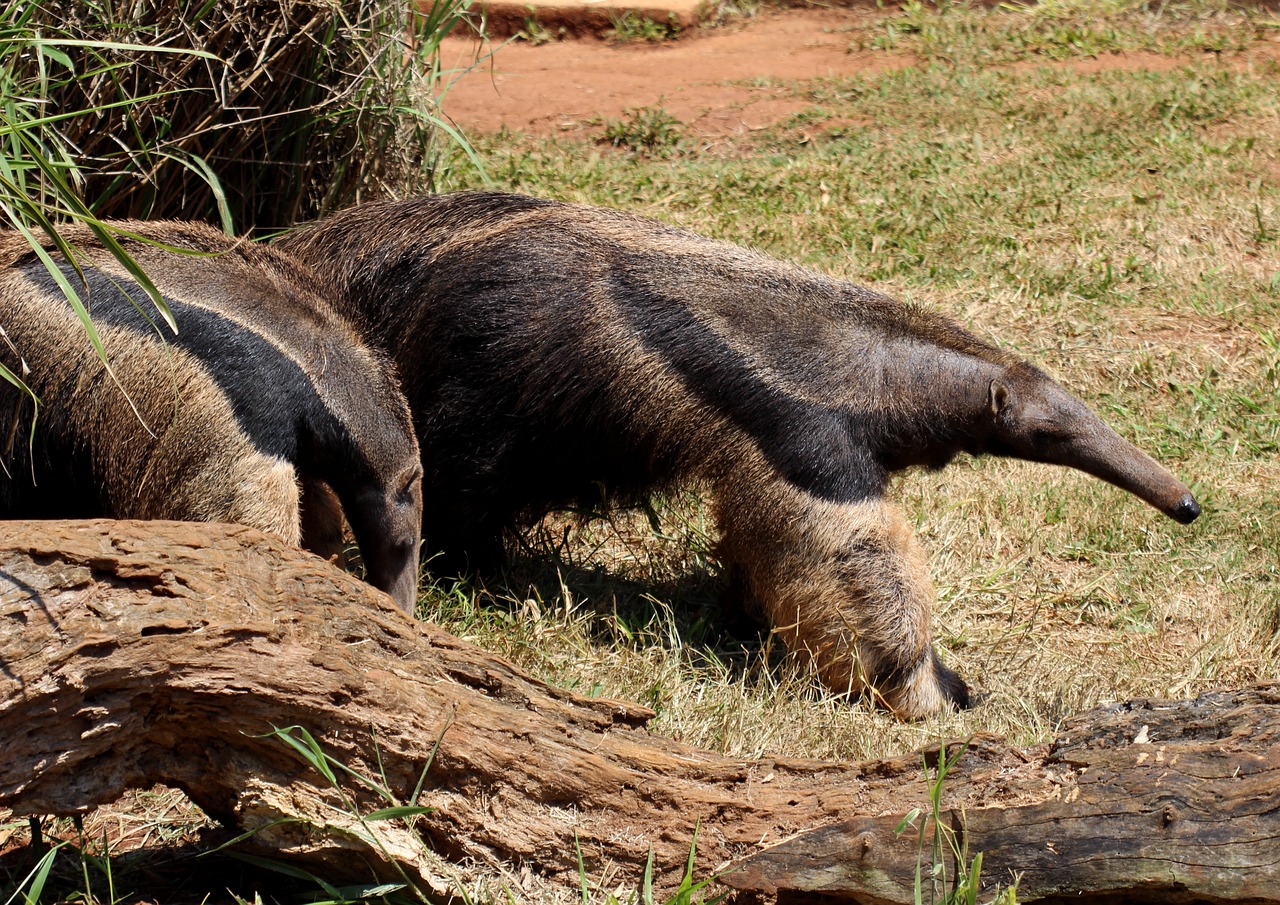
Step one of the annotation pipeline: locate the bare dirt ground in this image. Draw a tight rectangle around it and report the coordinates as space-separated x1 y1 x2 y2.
437 6 1278 139
438 8 911 138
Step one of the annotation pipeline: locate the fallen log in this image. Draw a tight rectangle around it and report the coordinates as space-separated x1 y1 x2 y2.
0 520 1276 903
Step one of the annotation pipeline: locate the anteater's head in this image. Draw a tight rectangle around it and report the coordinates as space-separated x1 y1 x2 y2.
345 459 424 612
984 366 1200 524
313 345 425 614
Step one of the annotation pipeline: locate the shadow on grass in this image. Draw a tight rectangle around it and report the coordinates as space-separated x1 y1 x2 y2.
421 502 801 700
0 818 312 905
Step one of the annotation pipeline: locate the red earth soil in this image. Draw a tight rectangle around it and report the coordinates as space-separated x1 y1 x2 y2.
438 8 911 138
437 6 1280 140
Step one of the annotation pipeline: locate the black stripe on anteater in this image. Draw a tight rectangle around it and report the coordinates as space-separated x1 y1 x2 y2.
609 273 883 504
63 263 343 468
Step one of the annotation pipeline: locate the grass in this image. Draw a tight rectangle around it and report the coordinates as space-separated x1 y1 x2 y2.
857 0 1269 62
2 795 220 905
603 12 682 43
895 741 1019 905
3 1 1279 902
436 0 1280 765
601 106 685 154
517 14 560 45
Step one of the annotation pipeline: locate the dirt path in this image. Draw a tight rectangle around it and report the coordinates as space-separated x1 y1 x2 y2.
438 8 909 137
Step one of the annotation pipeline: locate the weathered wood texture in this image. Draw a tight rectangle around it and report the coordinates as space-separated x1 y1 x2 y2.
0 520 1276 903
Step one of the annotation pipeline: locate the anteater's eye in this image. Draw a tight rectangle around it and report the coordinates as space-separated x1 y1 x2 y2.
1030 425 1060 447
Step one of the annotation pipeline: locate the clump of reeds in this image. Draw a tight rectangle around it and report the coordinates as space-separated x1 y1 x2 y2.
20 0 472 234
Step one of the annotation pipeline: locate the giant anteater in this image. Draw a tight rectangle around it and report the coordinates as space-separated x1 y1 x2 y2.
279 191 1199 718
0 222 423 611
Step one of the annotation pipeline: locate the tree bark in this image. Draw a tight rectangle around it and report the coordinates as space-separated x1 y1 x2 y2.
0 520 1276 903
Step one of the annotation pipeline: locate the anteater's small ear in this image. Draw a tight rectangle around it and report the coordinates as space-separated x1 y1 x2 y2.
988 379 1011 417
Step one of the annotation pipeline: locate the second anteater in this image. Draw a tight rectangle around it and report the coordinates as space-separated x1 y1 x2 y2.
0 222 424 612
279 191 1200 719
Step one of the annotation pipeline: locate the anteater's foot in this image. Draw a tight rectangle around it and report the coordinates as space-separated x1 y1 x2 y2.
876 649 971 720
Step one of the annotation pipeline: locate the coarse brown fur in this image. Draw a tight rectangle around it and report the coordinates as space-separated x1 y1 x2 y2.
0 221 424 611
279 191 1199 718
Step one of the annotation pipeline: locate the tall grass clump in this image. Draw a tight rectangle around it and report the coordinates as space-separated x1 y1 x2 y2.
16 0 474 234
2 0 474 389
0 0 209 392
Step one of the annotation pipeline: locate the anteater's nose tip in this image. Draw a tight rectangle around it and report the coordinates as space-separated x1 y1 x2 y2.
1170 492 1201 524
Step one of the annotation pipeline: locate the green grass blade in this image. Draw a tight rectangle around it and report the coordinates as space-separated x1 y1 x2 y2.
8 129 172 327
9 223 108 360
226 851 345 898
156 148 234 235
268 725 339 786
4 840 66 905
410 710 455 807
575 832 590 905
364 805 436 821
201 818 305 854
0 90 183 136
9 126 168 321
24 37 220 59
325 882 409 901
410 111 488 184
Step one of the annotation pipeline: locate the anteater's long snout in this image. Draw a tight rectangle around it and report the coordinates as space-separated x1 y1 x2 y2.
1059 403 1201 524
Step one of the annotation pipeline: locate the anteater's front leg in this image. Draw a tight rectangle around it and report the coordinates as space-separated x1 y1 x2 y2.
715 474 969 720
300 478 347 566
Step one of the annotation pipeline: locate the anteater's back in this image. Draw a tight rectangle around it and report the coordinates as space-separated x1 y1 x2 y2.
278 193 1016 552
